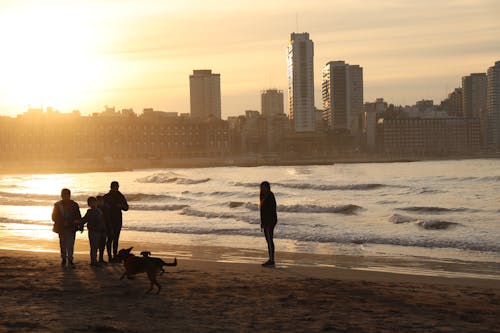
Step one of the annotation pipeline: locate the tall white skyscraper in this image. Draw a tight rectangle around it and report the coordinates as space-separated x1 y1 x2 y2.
287 33 315 132
189 69 221 119
487 61 500 147
322 61 364 135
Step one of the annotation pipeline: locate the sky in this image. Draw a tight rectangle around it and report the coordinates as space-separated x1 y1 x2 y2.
0 0 499 118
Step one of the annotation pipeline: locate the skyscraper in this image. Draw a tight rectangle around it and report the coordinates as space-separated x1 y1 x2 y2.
322 61 364 135
287 33 315 132
462 73 487 118
486 61 500 147
189 69 221 119
261 89 284 118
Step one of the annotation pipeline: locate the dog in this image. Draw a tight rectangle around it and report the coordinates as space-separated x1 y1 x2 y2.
116 247 177 294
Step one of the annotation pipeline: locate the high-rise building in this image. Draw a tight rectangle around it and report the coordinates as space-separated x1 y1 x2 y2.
287 33 315 132
261 89 284 118
462 73 487 118
487 61 500 147
189 69 221 119
322 61 364 135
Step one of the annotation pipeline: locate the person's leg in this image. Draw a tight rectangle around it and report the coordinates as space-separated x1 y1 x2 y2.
98 232 106 263
66 230 76 267
106 228 113 261
263 225 275 264
59 233 67 265
112 223 122 257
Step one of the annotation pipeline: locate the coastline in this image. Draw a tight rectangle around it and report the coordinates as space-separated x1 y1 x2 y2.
0 153 498 175
1 247 500 332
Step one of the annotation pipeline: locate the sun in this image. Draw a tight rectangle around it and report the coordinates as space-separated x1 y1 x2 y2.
0 3 104 112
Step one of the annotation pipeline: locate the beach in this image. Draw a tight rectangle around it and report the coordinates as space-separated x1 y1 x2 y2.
1 245 500 333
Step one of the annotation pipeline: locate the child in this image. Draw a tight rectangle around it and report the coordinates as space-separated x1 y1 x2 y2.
96 195 111 264
82 196 107 266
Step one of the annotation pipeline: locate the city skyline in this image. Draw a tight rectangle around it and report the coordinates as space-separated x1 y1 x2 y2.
1 0 499 118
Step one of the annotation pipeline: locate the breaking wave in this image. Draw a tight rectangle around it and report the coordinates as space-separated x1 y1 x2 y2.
228 202 362 214
233 182 405 191
417 220 462 230
137 173 210 185
397 206 477 214
179 208 259 224
130 204 189 211
389 214 417 224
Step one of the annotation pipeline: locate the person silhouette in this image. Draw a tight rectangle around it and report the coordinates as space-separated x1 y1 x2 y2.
103 181 129 262
52 188 82 268
260 181 277 267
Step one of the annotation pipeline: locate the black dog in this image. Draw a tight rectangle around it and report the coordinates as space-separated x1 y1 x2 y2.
116 247 177 294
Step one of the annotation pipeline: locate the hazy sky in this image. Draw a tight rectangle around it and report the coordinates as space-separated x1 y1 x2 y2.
0 0 499 118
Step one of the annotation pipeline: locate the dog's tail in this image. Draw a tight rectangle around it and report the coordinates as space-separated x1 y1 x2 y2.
163 258 177 267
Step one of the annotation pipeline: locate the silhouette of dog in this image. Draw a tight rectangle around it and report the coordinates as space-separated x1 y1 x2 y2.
116 247 177 294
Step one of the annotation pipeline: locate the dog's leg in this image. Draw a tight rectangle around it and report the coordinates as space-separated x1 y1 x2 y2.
120 272 126 280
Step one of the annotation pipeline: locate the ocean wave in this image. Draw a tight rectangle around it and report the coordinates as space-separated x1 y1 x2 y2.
477 176 500 182
0 217 51 226
137 173 210 185
389 214 417 224
179 208 259 224
233 181 400 191
397 206 477 214
228 202 362 214
117 224 500 253
417 220 462 230
127 193 181 202
130 204 189 211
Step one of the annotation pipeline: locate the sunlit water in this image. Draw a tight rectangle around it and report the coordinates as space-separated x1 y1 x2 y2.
1 159 500 275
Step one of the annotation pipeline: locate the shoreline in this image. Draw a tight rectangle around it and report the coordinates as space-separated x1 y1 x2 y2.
1 232 499 282
1 248 500 332
0 154 498 175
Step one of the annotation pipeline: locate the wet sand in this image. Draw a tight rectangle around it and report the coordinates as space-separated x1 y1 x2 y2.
1 247 499 333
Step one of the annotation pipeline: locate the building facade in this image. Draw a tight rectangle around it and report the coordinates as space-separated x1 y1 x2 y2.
287 32 315 132
462 73 487 118
487 61 500 148
322 61 363 135
261 89 284 118
189 69 221 120
382 118 480 156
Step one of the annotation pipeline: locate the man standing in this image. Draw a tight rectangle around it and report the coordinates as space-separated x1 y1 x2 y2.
52 188 82 268
104 181 129 262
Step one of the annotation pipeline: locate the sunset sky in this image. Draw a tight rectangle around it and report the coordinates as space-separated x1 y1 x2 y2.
0 0 499 118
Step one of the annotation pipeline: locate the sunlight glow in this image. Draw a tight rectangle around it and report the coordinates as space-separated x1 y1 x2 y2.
0 4 104 111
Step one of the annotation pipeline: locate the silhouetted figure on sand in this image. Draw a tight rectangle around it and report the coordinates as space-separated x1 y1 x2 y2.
82 196 107 266
104 181 129 262
96 195 111 264
52 188 82 268
260 181 277 267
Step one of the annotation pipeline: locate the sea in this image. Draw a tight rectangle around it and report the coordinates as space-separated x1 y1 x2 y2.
1 159 499 277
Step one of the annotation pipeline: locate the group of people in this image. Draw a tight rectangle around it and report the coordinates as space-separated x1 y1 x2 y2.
51 180 278 268
51 181 129 268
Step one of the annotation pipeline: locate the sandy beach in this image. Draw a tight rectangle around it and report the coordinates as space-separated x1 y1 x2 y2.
1 245 499 333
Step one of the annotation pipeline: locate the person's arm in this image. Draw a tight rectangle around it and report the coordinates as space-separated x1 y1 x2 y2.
121 193 129 212
51 204 59 222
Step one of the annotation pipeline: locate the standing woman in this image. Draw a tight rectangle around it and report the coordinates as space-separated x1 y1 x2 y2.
260 181 277 267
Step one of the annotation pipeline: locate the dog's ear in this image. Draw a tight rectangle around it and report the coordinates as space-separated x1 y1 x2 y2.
127 247 133 253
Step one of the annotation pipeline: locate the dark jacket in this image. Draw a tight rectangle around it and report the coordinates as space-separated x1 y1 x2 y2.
82 208 107 233
260 191 277 227
51 200 82 233
103 190 129 226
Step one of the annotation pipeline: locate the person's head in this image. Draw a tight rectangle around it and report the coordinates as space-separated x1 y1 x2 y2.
61 188 71 201
260 181 271 195
110 181 119 191
96 195 104 207
87 196 97 209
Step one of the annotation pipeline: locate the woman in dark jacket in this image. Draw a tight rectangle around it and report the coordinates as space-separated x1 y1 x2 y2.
260 181 277 267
